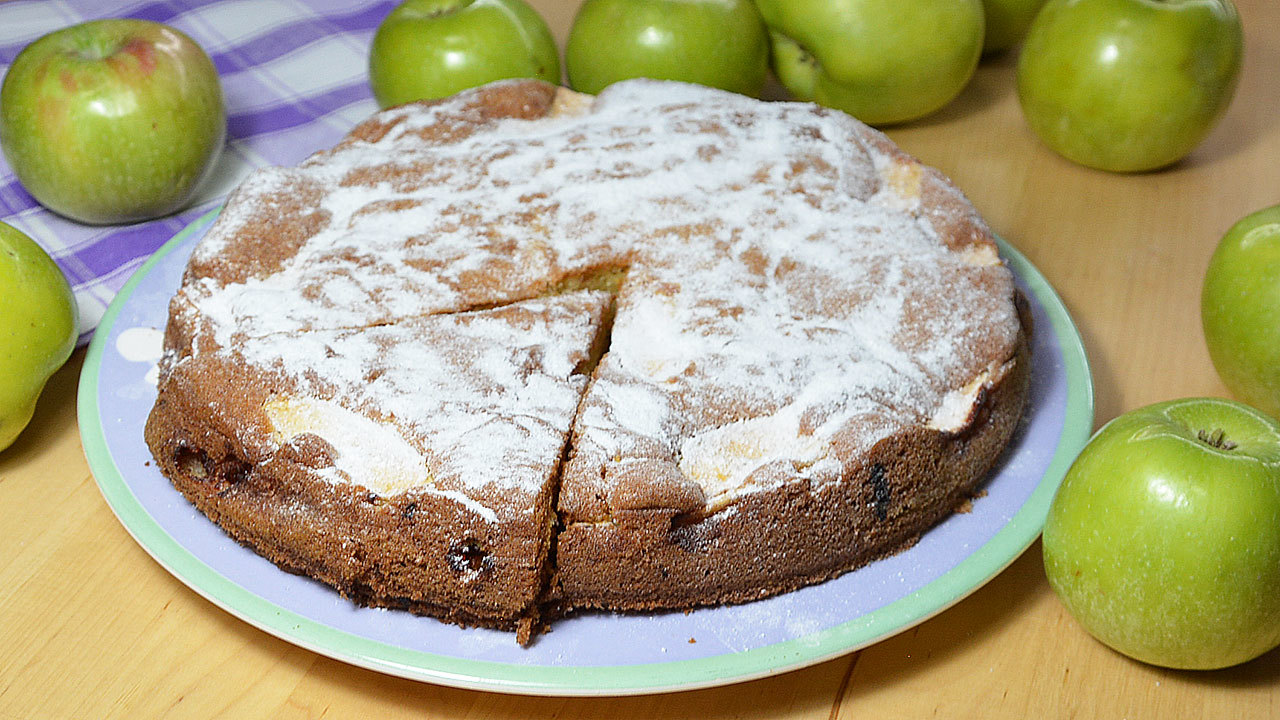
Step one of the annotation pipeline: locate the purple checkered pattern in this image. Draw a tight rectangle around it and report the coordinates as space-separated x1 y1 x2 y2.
0 0 395 343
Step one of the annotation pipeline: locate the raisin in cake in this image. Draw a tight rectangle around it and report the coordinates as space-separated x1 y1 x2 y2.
145 78 1030 641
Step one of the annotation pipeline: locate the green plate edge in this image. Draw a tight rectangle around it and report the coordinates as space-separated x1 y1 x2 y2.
78 217 1095 697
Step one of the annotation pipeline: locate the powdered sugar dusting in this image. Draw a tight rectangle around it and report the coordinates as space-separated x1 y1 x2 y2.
173 294 606 520
174 79 1020 509
183 80 904 341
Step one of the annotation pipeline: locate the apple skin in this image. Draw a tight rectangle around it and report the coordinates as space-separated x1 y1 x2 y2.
1202 205 1280 420
1017 0 1242 173
0 222 77 452
1043 398 1280 670
756 0 984 125
0 19 225 225
369 0 560 108
982 0 1049 53
565 0 769 97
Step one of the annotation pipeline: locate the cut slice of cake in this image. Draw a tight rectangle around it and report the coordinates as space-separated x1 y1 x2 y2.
145 292 610 636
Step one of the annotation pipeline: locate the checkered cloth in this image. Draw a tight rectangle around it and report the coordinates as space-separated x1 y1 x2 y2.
0 0 396 343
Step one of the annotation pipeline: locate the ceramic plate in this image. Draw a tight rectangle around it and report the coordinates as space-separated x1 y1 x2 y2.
79 208 1093 696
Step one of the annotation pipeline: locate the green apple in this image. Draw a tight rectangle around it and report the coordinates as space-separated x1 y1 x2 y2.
369 0 560 108
756 0 985 125
1202 205 1280 420
1017 0 1242 173
1043 398 1280 670
565 0 769 97
0 222 77 452
0 19 225 225
982 0 1049 53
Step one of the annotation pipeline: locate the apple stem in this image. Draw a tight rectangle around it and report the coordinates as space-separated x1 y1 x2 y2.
1197 428 1237 451
71 33 121 62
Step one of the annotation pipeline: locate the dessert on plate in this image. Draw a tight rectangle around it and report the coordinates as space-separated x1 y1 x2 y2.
145 78 1030 643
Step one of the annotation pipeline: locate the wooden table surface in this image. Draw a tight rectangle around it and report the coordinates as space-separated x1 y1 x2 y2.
3 1 1279 717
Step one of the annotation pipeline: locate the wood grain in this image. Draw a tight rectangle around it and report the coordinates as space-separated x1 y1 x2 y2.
2 1 1278 717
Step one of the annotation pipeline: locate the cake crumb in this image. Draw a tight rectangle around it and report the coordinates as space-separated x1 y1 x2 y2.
516 616 536 646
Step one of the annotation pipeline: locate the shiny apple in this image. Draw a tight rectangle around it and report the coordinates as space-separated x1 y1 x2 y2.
369 0 560 108
0 222 77 452
0 19 225 224
982 0 1049 53
1017 0 1242 172
757 0 984 125
1043 398 1280 670
565 0 769 96
1202 204 1280 419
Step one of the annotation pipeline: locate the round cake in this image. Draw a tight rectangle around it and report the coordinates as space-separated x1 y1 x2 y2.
144 78 1030 644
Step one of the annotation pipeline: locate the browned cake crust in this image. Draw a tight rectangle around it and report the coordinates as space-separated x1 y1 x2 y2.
145 78 1032 641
